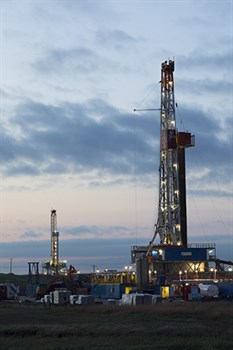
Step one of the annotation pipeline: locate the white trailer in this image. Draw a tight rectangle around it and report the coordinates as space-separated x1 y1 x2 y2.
70 295 79 304
76 295 95 305
198 284 219 297
50 289 71 304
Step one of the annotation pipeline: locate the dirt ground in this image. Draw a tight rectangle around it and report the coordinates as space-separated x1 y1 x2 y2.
0 301 232 350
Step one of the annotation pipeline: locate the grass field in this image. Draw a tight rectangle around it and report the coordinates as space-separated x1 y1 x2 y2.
0 301 232 350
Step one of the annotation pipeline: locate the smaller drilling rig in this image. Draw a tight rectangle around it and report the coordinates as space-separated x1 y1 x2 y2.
42 209 68 275
131 60 216 288
50 209 59 269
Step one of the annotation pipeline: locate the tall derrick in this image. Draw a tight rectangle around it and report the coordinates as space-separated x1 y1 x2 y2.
148 60 194 251
42 209 68 275
50 209 59 267
131 60 220 286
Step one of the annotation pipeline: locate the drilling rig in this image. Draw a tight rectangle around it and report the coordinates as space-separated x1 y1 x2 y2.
149 59 194 249
50 209 59 269
42 209 68 275
131 60 216 287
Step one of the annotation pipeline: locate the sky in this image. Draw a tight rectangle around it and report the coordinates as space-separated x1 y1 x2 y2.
0 0 233 274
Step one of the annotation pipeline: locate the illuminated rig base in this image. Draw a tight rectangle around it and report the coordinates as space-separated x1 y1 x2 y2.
131 243 217 286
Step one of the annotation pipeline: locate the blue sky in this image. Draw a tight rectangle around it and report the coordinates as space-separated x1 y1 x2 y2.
1 0 233 274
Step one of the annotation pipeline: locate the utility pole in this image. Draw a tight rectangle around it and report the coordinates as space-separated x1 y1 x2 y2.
9 258 13 274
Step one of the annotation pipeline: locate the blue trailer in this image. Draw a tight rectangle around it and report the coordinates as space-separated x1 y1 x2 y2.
90 284 129 299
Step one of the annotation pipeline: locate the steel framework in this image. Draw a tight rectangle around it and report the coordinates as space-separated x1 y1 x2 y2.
148 60 194 251
50 209 59 267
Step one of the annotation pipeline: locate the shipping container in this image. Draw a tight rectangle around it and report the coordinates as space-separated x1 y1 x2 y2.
216 282 233 298
50 289 71 304
121 293 161 305
75 295 95 305
91 283 127 299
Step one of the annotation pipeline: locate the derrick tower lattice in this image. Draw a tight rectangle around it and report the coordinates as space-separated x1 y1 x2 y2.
50 209 59 267
149 60 194 249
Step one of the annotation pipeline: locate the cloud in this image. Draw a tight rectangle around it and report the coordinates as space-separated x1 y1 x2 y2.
16 225 133 242
188 234 233 262
177 50 232 80
20 230 42 239
61 225 131 238
179 78 232 97
34 47 102 75
33 44 133 77
2 96 232 195
1 234 232 274
177 107 232 191
95 29 139 49
2 98 158 179
0 236 139 262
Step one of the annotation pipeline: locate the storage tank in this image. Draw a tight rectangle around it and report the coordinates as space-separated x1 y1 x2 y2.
198 284 219 297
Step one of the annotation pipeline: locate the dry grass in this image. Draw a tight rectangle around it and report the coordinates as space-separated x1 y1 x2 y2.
0 301 232 350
